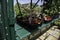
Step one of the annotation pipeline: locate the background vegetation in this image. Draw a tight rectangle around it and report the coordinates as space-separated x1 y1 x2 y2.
14 0 60 17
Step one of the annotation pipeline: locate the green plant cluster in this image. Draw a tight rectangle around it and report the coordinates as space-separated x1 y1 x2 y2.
43 0 60 16
54 20 60 26
14 3 42 18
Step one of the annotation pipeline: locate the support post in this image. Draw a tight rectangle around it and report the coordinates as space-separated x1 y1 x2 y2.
8 0 16 40
1 0 11 40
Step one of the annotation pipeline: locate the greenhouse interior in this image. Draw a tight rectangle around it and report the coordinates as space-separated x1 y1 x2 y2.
0 0 60 40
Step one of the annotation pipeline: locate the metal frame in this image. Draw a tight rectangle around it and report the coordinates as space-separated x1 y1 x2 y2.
1 0 15 40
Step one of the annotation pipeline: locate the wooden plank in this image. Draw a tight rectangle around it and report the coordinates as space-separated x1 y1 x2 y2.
36 26 60 40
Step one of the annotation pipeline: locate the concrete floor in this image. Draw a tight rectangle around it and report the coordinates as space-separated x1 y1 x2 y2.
36 26 60 40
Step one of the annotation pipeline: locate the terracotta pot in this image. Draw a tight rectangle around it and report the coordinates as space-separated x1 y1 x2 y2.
44 15 52 21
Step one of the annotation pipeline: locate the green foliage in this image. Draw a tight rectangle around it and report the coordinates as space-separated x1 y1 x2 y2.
14 3 29 17
34 6 42 13
14 3 42 18
14 4 20 15
54 20 60 26
43 0 60 16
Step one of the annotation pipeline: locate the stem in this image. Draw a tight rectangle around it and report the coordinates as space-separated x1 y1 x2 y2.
16 0 22 16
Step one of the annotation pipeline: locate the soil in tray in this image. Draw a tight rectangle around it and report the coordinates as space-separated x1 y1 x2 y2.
17 17 42 25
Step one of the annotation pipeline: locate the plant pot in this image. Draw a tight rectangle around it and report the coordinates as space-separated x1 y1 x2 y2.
44 15 52 22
